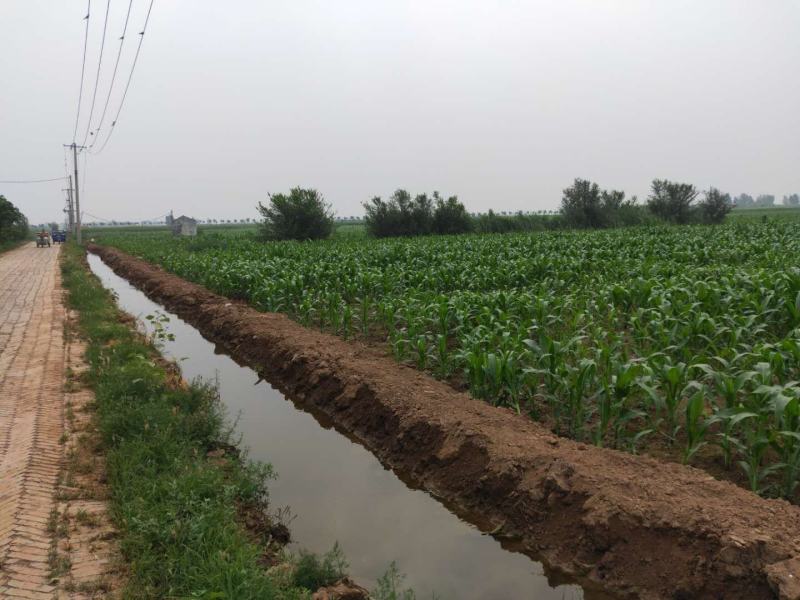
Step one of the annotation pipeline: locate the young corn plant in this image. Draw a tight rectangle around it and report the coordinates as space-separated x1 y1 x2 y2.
683 386 711 464
593 360 641 448
710 409 758 469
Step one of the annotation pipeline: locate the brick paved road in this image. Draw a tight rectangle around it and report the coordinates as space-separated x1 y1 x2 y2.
0 243 66 598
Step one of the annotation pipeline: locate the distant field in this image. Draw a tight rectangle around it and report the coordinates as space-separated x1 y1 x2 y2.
729 206 800 221
84 221 365 239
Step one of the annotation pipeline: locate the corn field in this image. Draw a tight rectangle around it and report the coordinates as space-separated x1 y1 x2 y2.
98 222 800 500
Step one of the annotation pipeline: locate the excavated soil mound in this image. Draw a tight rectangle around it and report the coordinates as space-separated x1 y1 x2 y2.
90 245 800 600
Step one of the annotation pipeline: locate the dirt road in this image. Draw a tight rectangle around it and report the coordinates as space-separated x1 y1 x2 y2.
0 243 66 597
0 243 116 598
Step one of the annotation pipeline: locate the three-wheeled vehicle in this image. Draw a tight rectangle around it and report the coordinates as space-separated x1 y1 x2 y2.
36 231 51 248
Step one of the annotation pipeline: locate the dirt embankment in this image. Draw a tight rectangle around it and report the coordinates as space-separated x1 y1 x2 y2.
90 244 800 600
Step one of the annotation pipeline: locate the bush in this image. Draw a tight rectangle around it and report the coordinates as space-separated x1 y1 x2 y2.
560 179 639 228
647 179 698 224
432 192 472 235
473 210 559 233
560 179 604 228
0 195 29 243
292 543 348 590
364 189 470 238
700 188 732 224
755 194 776 207
257 188 334 241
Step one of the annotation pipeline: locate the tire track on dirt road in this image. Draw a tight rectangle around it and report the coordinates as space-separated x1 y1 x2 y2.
0 243 65 598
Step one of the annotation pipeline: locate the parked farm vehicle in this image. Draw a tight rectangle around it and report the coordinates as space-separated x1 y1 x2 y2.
35 231 51 248
52 231 66 244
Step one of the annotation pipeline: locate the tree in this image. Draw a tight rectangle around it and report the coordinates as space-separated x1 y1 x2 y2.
755 194 775 207
783 194 799 207
734 193 754 208
647 179 698 224
432 192 472 235
0 196 29 242
363 189 438 238
699 187 732 224
257 187 334 241
561 179 603 228
410 193 434 235
560 179 636 228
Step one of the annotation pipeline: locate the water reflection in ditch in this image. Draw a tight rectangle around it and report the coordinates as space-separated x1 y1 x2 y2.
88 254 590 600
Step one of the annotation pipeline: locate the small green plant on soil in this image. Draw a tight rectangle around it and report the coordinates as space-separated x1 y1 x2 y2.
372 562 428 600
291 542 348 590
144 310 175 348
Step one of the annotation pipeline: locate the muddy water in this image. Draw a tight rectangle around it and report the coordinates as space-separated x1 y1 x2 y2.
88 254 590 600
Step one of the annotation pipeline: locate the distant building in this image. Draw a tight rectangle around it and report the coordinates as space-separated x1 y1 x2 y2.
171 214 198 237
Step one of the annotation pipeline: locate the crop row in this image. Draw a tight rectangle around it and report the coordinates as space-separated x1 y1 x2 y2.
98 223 800 500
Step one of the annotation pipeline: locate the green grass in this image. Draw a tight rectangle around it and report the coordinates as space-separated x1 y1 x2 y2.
60 242 310 599
0 238 28 254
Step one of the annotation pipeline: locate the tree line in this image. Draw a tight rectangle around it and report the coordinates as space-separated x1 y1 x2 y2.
733 193 799 208
256 179 785 241
0 196 29 246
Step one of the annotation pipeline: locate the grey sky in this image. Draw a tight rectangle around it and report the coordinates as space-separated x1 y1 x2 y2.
2 1 799 225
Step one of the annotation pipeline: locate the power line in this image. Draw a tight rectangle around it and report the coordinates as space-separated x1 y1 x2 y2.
92 0 155 154
88 0 134 151
82 211 113 222
81 0 112 147
0 177 67 184
73 1 91 143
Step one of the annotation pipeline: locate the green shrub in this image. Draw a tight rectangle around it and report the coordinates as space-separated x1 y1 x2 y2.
700 187 733 224
364 189 471 238
647 179 699 224
560 178 640 228
432 193 472 235
473 210 559 233
0 195 29 243
292 542 348 590
257 187 334 241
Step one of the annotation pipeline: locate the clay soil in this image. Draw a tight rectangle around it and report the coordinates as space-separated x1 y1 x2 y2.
89 244 800 600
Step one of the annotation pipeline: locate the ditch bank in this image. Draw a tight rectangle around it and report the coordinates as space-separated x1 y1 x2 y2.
90 244 800 600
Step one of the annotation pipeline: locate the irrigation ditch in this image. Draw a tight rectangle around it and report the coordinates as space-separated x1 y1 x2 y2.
88 244 800 600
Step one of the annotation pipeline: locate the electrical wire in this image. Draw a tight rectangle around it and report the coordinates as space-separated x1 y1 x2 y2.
81 0 112 147
73 1 91 143
0 177 67 184
88 0 134 151
92 0 155 154
82 211 113 222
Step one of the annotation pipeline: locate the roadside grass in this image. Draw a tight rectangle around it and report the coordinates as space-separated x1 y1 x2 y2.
0 238 28 254
60 242 309 599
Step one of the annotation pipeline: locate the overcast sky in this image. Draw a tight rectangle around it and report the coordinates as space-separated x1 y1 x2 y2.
1 1 799 225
